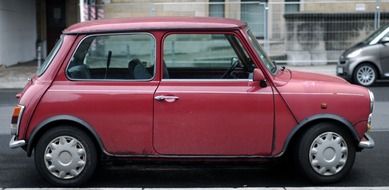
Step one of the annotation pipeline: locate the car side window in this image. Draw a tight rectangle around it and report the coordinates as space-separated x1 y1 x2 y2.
163 34 254 80
67 34 155 80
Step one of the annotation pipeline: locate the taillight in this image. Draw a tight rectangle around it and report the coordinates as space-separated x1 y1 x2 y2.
10 105 25 136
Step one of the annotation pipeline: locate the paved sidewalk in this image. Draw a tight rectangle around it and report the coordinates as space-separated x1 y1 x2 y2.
286 64 336 76
3 187 389 190
0 63 37 89
0 63 337 89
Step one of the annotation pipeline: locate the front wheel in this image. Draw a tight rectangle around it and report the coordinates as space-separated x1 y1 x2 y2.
353 63 377 86
34 126 98 186
294 123 356 184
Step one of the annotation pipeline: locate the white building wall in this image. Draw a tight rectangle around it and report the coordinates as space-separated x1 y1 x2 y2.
0 0 36 66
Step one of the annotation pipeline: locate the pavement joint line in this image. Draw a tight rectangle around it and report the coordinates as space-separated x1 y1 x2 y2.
371 129 389 132
3 188 389 190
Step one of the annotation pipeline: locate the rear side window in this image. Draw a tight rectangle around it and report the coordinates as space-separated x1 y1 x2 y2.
37 37 63 76
67 34 155 80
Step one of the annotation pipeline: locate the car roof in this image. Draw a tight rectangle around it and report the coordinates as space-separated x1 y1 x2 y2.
63 17 247 34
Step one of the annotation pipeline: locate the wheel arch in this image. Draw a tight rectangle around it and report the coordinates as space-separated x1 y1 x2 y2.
352 61 381 80
26 115 106 157
280 114 360 157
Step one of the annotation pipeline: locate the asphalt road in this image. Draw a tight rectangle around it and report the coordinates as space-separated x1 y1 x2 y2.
0 86 388 188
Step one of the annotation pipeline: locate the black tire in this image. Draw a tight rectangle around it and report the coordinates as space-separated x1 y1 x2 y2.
353 63 377 86
34 126 98 186
294 122 356 184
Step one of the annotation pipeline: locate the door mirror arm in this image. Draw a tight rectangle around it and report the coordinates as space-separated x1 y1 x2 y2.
260 80 268 88
253 68 267 87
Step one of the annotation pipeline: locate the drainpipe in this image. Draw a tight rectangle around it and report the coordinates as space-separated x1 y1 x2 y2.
377 0 381 29
37 43 42 69
264 2 269 52
80 0 85 22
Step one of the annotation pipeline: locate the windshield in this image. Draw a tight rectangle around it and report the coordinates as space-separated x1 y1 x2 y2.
362 25 389 44
37 37 63 76
246 29 277 74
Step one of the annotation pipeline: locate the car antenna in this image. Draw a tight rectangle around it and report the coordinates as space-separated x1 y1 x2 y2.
104 51 112 79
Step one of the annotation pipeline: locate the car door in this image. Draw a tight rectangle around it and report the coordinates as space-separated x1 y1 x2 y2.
153 33 274 156
379 32 389 76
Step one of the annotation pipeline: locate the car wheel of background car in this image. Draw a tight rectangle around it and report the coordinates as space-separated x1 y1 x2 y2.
34 126 97 186
353 63 377 86
294 122 356 184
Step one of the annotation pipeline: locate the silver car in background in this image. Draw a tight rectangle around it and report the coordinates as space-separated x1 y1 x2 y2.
337 25 389 86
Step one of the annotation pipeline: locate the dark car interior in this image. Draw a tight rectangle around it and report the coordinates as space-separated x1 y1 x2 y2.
67 34 254 80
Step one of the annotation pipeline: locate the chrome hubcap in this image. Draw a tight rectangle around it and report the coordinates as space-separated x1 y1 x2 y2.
44 136 86 179
309 132 348 176
356 66 375 86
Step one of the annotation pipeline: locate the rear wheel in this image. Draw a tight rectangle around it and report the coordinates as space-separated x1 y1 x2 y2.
34 126 97 186
294 123 356 183
353 63 377 86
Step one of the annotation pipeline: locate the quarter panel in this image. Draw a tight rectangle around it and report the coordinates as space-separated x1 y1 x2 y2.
27 81 159 155
349 45 383 76
277 81 370 138
18 35 77 140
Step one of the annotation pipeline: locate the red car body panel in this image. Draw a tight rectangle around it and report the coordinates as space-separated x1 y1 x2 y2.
154 81 274 155
63 17 245 34
31 81 159 154
274 70 370 128
14 17 372 158
272 93 298 155
18 35 77 140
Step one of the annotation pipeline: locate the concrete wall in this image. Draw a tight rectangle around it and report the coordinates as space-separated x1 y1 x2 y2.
0 0 37 66
103 0 210 18
302 0 389 13
284 13 389 65
102 0 242 19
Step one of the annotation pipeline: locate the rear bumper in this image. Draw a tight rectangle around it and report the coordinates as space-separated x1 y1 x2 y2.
9 135 26 149
358 133 375 149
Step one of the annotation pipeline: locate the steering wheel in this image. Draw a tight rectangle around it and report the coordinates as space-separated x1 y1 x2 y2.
221 58 240 79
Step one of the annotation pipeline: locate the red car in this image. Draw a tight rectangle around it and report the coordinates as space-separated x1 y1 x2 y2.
9 17 374 186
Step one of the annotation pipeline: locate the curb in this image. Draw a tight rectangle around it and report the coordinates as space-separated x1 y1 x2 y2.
4 188 389 190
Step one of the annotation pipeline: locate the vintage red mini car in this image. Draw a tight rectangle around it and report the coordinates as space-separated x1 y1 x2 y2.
9 17 375 186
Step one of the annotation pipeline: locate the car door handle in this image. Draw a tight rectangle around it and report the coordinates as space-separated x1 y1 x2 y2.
154 95 179 102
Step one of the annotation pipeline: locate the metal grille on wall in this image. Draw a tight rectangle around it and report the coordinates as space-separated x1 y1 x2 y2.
84 0 389 66
81 0 104 21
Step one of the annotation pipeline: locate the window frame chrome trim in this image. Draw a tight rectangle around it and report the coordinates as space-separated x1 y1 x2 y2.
161 79 253 82
37 36 63 76
162 31 257 81
65 32 157 82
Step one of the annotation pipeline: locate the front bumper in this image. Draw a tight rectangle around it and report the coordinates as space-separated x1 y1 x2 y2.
337 65 352 81
336 57 357 81
358 133 375 149
9 135 26 149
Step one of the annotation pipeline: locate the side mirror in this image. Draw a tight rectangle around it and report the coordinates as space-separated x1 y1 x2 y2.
380 36 389 44
253 68 267 87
